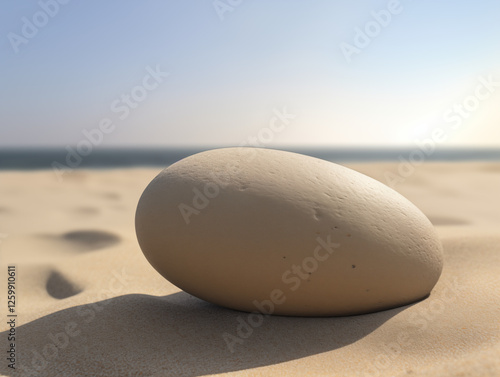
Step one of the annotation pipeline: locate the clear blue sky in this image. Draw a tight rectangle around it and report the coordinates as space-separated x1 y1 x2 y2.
1 0 500 148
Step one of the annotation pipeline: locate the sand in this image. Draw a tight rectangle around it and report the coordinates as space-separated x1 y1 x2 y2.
0 162 499 377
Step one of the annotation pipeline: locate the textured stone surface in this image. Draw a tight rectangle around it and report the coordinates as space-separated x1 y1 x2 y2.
136 148 444 316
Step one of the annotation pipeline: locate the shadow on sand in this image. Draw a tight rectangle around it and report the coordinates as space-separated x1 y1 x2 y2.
1 292 411 377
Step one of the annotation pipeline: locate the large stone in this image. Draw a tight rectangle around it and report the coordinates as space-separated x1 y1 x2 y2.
135 148 443 316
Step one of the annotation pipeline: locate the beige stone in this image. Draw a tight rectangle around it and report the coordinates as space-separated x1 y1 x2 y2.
135 148 443 316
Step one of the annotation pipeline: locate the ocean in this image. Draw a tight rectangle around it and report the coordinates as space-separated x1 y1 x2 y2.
0 147 499 170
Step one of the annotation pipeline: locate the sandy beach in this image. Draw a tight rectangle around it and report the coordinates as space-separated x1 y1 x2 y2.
0 162 499 377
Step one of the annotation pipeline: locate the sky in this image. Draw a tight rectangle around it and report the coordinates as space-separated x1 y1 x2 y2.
1 0 500 148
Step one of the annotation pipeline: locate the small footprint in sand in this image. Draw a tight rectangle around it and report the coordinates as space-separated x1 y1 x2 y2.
46 270 82 299
38 230 121 253
62 230 121 251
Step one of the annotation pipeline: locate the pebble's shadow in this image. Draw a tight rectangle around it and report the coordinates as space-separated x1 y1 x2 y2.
1 292 409 377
